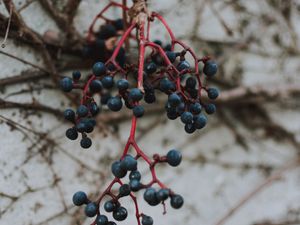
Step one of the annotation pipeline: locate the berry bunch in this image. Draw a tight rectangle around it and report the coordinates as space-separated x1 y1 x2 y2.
72 149 183 225
60 1 220 224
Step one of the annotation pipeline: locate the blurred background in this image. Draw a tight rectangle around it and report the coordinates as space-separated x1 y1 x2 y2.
0 0 300 225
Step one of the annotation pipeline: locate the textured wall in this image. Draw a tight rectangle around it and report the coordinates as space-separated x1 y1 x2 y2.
1 1 300 225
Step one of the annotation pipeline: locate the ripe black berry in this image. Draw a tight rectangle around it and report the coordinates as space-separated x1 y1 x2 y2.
180 111 193 124
64 109 75 121
72 71 81 80
117 79 129 91
113 206 128 221
111 161 127 178
133 105 145 118
144 188 159 205
168 93 181 107
129 88 143 101
66 127 78 140
89 80 103 92
184 123 196 134
189 103 201 114
119 184 131 197
120 155 137 171
170 194 184 209
93 62 106 76
60 77 73 92
194 114 207 129
129 179 141 192
166 51 177 63
101 76 114 89
80 137 92 149
129 170 141 181
107 97 123 112
85 202 98 217
104 200 117 213
142 215 154 225
177 60 190 71
157 189 169 201
207 87 219 100
185 77 197 89
77 105 89 117
159 78 175 92
205 103 216 114
96 215 108 225
166 149 182 167
145 62 157 74
72 191 88 206
203 60 218 77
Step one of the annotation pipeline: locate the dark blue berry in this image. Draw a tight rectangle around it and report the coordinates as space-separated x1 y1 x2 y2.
96 215 108 225
129 179 141 192
104 200 117 213
101 76 114 89
72 71 81 80
177 60 190 71
157 189 169 202
64 109 75 121
117 79 129 91
205 103 216 114
164 43 172 51
142 215 153 225
129 88 143 101
168 93 181 107
166 149 182 167
180 111 193 124
93 62 106 76
145 62 157 74
76 122 86 133
203 60 218 77
60 77 73 92
167 111 177 120
129 170 141 181
119 184 131 197
85 202 98 217
159 78 175 92
89 80 103 92
194 114 207 129
98 24 116 39
144 91 156 104
207 87 219 99
107 222 116 225
80 137 92 149
107 97 123 112
77 105 89 117
113 18 124 31
120 155 137 171
188 88 198 98
170 194 184 209
133 105 144 118
72 191 88 206
176 102 185 115
113 207 127 221
90 102 100 116
186 77 196 89
111 161 127 178
144 188 158 205
66 127 78 140
185 123 196 134
166 51 177 63
154 40 162 46
189 103 202 114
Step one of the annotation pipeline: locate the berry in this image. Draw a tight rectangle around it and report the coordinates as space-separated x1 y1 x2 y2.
104 200 117 213
107 97 123 112
176 102 185 115
205 103 216 114
64 109 75 121
129 88 143 101
154 40 162 46
133 105 145 118
177 60 190 71
77 105 89 117
180 111 193 124
203 60 218 77
72 191 88 206
72 71 81 80
144 91 156 104
89 80 103 92
60 77 73 92
129 179 141 192
117 79 129 91
120 155 137 171
66 127 78 140
170 194 184 209
194 114 207 129
167 111 177 120
96 215 108 225
164 43 172 51
166 149 182 167
98 24 117 39
107 222 116 225
185 123 196 134
186 77 196 89
207 87 219 100
113 206 128 221
101 76 114 89
145 62 157 74
144 188 158 205
90 102 100 116
166 51 177 63
159 78 175 92
189 103 202 114
113 18 124 31
80 137 92 149
142 215 154 225
111 161 127 178
76 122 86 133
101 93 111 105
157 189 169 202
93 62 106 76
85 202 98 217
168 93 181 107
129 170 141 181
119 184 131 197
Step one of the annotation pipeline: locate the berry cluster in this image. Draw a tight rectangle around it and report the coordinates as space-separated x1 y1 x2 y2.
59 1 220 225
72 149 183 225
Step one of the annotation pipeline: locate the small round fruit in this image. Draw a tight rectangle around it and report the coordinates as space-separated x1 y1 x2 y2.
85 202 98 217
170 194 184 209
166 149 182 167
66 127 78 140
203 60 218 77
113 206 128 221
80 137 92 149
104 200 117 213
133 105 145 118
129 88 143 101
111 161 127 178
60 77 73 92
96 215 108 225
142 215 154 225
107 97 123 112
93 62 106 76
72 191 88 206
